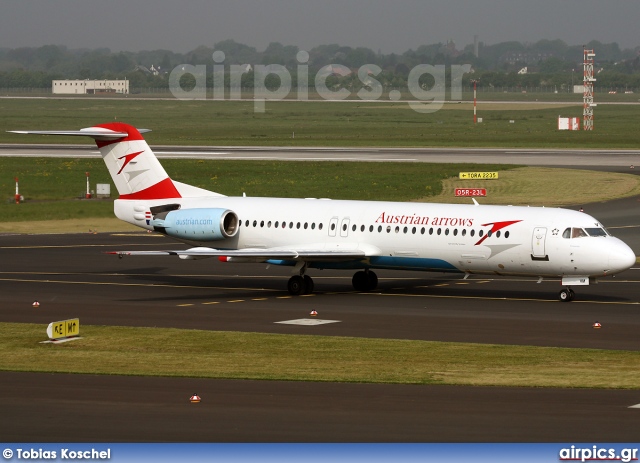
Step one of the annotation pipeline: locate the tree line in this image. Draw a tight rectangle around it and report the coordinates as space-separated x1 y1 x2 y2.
1 39 639 91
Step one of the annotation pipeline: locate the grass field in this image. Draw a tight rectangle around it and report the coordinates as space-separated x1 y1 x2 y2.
2 322 640 389
2 98 640 148
2 159 640 228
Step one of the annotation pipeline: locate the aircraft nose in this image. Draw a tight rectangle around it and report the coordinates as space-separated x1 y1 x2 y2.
608 240 637 273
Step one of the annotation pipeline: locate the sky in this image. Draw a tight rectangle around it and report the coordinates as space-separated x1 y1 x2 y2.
1 0 639 54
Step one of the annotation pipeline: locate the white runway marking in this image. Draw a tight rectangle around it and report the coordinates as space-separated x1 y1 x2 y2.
275 319 341 326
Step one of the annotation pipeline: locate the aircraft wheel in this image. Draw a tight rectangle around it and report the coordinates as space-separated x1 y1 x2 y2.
352 271 368 291
288 275 305 296
303 275 314 294
366 271 378 291
558 288 574 302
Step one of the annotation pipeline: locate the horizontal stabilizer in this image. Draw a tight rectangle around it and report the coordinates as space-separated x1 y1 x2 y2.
8 128 151 140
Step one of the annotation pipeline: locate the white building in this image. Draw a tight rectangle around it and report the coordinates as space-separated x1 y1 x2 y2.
52 79 129 95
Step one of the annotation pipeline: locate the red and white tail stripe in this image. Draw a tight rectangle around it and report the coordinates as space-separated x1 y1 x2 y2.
92 123 181 200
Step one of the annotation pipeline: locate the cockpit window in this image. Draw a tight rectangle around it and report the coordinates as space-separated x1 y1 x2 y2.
571 228 588 238
585 227 607 237
562 228 571 239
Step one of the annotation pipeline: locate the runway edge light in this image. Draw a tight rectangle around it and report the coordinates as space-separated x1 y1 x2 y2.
190 394 201 403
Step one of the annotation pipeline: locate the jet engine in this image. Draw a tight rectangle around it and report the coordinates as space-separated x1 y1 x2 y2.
151 208 238 241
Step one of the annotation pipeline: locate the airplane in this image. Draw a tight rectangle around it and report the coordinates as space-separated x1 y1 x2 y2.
10 122 637 302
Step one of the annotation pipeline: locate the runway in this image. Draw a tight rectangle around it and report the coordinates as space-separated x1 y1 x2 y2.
1 227 639 442
1 143 640 169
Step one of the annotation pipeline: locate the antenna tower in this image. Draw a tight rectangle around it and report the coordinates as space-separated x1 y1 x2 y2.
583 47 595 130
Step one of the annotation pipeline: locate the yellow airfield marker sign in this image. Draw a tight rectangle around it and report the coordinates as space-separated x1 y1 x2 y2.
42 318 81 344
459 172 499 180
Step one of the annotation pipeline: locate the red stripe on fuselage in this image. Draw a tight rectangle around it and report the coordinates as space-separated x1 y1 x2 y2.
118 178 182 200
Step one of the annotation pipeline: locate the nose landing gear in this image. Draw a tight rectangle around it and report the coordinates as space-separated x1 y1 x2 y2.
559 287 575 302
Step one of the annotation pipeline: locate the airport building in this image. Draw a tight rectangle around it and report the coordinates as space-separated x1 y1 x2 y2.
52 79 129 95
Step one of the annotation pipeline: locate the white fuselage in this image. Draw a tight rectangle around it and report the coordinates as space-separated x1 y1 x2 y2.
115 196 635 280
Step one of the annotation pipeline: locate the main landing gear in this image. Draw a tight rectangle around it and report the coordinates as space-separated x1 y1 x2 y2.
286 269 379 295
558 287 575 302
287 274 314 296
352 270 378 292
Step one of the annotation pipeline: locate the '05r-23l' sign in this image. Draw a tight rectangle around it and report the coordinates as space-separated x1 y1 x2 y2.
455 188 487 197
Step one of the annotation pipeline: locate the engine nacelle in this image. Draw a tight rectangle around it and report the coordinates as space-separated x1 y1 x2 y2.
152 208 238 241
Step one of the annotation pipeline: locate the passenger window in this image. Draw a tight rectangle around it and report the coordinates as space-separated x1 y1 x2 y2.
453 229 458 236
462 229 466 236
369 225 373 232
319 223 323 230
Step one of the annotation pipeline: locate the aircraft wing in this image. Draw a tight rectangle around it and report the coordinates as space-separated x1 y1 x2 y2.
107 246 369 262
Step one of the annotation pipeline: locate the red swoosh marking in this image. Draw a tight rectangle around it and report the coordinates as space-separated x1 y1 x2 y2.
474 220 522 245
117 151 144 175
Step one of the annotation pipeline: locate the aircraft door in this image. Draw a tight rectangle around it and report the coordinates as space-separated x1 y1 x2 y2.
531 227 547 258
328 217 339 237
340 218 350 237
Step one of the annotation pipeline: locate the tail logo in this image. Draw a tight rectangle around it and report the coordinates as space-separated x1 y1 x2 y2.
117 151 144 175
